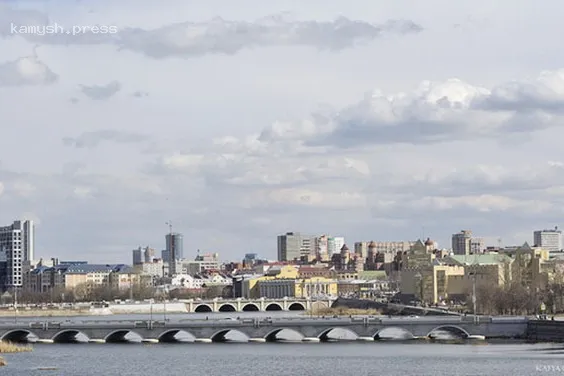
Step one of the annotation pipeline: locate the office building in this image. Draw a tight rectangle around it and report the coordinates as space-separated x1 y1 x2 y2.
0 220 35 289
277 232 315 261
143 247 155 263
132 247 142 265
534 227 563 252
165 232 184 275
132 246 155 265
452 230 472 255
327 237 345 256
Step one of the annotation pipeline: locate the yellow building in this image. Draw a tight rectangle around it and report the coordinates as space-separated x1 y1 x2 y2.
401 264 464 304
257 277 338 299
242 265 299 298
400 254 514 304
64 265 115 289
441 254 513 300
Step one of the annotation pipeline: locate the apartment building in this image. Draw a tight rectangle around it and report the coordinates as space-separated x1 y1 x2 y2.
0 220 35 290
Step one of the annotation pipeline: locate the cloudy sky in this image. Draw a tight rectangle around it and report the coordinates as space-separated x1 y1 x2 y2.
1 0 564 263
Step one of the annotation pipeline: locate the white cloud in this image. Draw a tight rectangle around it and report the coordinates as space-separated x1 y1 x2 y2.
2 0 564 263
1 6 423 57
0 54 58 87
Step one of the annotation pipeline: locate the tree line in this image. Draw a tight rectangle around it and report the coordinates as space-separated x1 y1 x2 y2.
471 262 564 315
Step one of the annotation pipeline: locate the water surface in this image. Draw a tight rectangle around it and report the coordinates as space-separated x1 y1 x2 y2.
3 341 564 376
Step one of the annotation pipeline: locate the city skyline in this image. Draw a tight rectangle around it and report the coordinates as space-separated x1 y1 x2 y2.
1 1 564 262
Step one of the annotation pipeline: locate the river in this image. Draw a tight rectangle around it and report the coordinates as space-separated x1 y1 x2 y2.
3 341 564 375
2 313 564 375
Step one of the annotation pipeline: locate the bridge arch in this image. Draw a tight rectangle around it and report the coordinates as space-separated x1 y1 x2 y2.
265 303 283 311
374 327 415 340
264 328 304 342
427 325 469 338
104 330 143 343
1 329 37 343
317 327 359 341
157 329 196 342
218 304 236 312
194 304 213 313
241 303 259 312
288 302 305 311
210 329 250 342
51 329 90 343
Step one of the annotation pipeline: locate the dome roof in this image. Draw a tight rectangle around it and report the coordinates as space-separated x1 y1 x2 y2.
368 241 376 248
424 238 434 246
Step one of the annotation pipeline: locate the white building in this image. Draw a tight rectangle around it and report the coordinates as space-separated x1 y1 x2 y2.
470 238 485 254
0 220 35 288
534 227 563 252
171 274 203 289
328 237 345 256
135 259 165 277
314 235 329 261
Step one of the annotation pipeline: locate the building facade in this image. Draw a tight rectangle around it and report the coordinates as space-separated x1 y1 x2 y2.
452 230 472 255
534 227 562 252
277 232 314 261
0 220 35 290
165 232 184 275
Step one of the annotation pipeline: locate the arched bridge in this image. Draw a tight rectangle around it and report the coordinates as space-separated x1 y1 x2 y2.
0 316 528 343
186 298 334 313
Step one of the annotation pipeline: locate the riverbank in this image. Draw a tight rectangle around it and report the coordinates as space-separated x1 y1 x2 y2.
308 307 382 316
0 341 32 367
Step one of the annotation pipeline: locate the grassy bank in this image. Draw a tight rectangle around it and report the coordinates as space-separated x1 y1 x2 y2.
0 341 32 367
0 341 32 353
308 307 382 316
0 309 92 317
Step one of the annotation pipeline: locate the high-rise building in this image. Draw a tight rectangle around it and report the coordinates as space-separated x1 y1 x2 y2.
165 232 183 275
315 235 329 261
452 230 472 255
132 247 143 265
534 227 563 252
161 249 170 263
133 246 155 265
143 247 155 263
327 237 345 256
0 220 35 289
277 232 314 261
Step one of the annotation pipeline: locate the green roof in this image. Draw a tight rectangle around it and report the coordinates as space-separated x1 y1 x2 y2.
444 254 512 265
358 270 387 279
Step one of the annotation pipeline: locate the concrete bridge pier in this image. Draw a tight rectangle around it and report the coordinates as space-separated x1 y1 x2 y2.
88 339 106 344
194 338 212 343
302 337 320 342
249 338 266 342
357 337 374 341
36 339 54 344
142 339 159 344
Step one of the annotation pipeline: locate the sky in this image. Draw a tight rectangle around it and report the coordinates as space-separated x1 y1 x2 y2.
1 0 564 263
